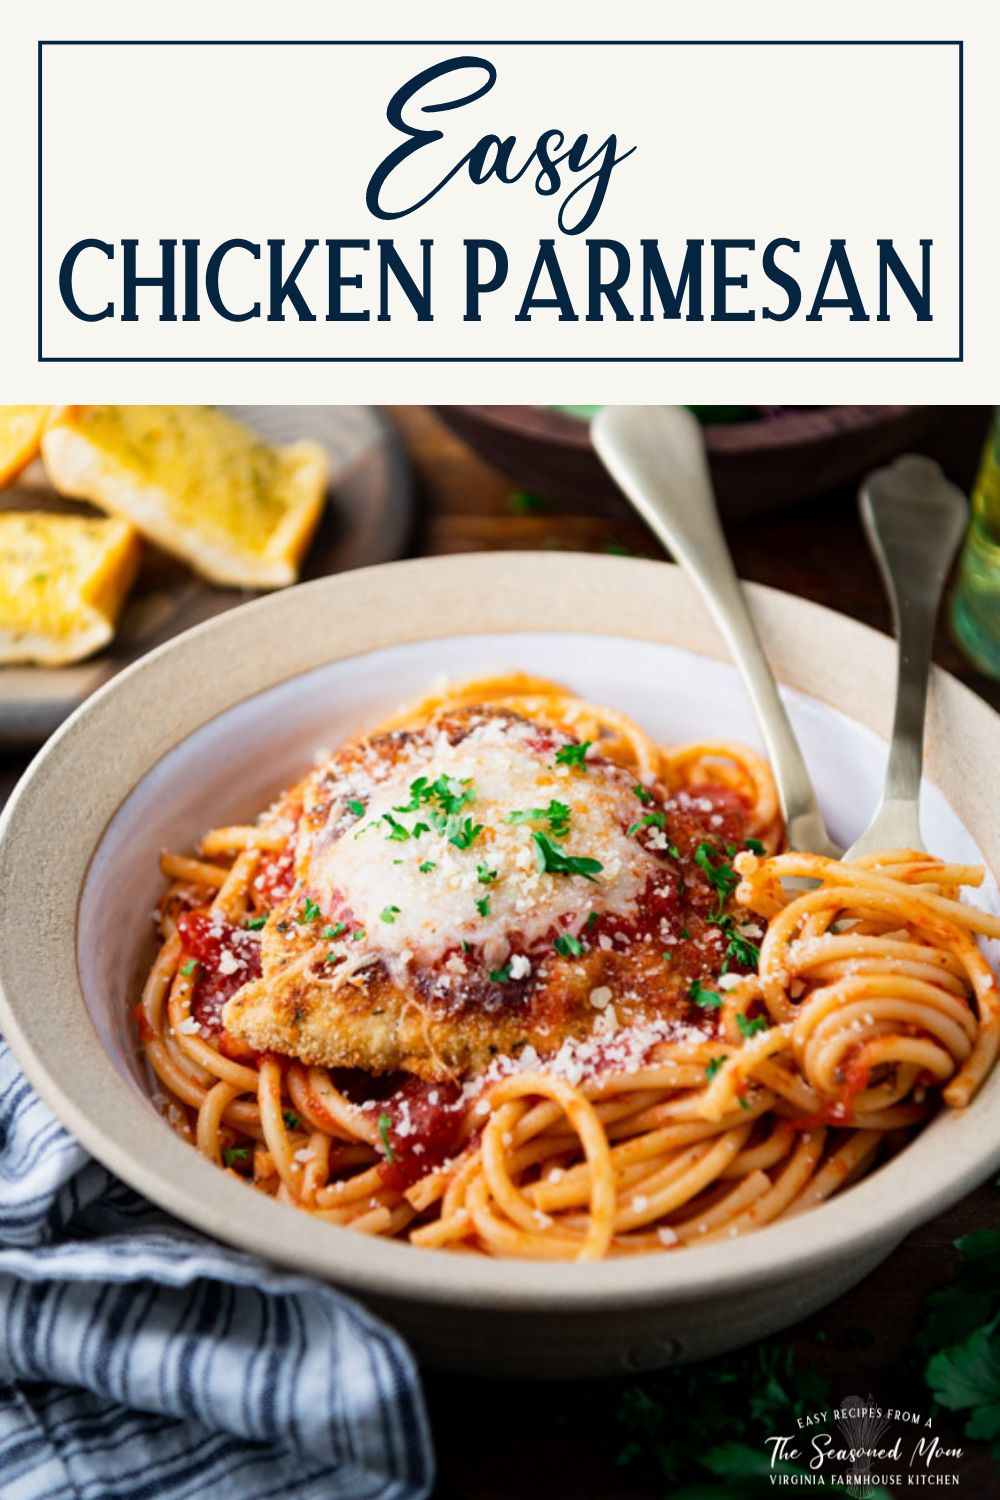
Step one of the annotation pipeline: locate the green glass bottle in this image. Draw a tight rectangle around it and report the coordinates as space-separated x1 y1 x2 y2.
951 408 1000 677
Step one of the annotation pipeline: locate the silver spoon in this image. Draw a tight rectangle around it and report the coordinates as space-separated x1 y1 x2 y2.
591 407 966 862
846 455 967 858
592 404 840 856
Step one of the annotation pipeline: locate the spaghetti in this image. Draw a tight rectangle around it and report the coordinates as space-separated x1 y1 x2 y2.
136 675 1000 1259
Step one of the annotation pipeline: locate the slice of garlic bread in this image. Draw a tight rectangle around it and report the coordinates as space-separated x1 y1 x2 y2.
0 407 52 489
41 406 329 589
0 511 141 665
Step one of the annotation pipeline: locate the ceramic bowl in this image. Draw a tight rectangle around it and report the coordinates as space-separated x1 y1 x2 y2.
1 554 998 1377
435 404 955 519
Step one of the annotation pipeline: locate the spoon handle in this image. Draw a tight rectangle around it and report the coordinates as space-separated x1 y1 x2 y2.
592 405 840 856
847 456 968 859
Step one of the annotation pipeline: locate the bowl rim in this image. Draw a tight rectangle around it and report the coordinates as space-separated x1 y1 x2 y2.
2 551 999 1313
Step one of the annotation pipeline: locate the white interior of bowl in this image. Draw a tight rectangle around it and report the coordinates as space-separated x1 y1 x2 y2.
4 555 999 1312
78 630 999 1110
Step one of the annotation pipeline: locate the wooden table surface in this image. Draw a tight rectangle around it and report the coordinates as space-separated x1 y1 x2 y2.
383 406 1000 1500
2 405 996 1498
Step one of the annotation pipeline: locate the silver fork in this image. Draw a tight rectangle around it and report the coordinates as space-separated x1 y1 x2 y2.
591 406 967 860
845 455 967 858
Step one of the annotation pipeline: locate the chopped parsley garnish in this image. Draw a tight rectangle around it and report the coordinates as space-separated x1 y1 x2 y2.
630 810 666 833
396 774 476 817
222 1146 249 1167
555 740 592 771
633 783 653 805
690 978 723 1008
705 1055 726 1081
586 910 599 929
322 922 347 940
380 905 400 924
532 831 603 883
346 799 365 817
554 933 585 957
378 1113 396 1163
506 800 571 838
419 859 436 873
489 964 512 983
393 777 430 813
446 816 483 850
737 1012 769 1038
353 929 364 941
461 940 471 953
282 1110 302 1130
298 897 322 924
694 842 739 907
382 813 411 842
745 837 766 856
475 896 490 917
476 862 498 884
709 912 761 972
679 927 690 940
244 912 268 930
180 959 201 978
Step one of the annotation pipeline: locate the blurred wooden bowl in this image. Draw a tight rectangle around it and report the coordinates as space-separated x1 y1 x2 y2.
435 405 951 519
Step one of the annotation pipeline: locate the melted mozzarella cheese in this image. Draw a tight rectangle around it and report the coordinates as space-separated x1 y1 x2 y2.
305 716 661 967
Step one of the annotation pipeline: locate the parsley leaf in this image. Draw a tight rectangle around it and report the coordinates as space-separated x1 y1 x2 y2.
475 896 490 917
532 831 603 883
419 859 436 873
378 1113 396 1163
554 933 584 957
322 922 347 940
737 1012 769 1039
506 800 571 837
705 1055 726 1080
489 965 512 984
916 1226 1000 1356
476 862 498 884
633 783 653 805
381 813 411 842
380 905 400 924
346 799 365 817
180 959 200 978
555 740 592 770
709 912 762 972
244 912 268 931
222 1146 249 1168
745 837 766 856
282 1110 301 1130
927 1326 1000 1442
690 978 723 1008
446 816 483 850
694 842 739 906
298 897 322 924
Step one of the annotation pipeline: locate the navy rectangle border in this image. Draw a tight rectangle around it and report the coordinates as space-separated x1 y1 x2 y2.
38 39 964 363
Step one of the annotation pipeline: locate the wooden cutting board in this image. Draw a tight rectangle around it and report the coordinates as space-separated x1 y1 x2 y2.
0 405 414 745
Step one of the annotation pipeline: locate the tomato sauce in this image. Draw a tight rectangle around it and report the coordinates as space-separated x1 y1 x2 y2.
177 910 262 1032
333 1068 466 1189
253 798 303 910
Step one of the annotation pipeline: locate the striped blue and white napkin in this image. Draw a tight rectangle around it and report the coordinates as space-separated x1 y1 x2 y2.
0 1040 434 1500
